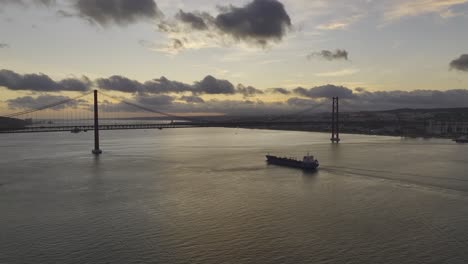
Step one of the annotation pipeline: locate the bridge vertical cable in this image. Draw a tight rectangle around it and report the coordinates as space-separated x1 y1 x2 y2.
0 91 94 133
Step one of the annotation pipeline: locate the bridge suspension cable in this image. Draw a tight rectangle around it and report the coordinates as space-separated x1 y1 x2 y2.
98 91 206 123
4 91 93 118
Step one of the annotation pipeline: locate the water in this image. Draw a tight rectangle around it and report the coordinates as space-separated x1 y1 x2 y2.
1 128 468 264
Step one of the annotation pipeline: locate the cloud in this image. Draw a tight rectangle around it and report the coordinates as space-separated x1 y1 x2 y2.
0 0 55 7
294 85 355 99
93 87 468 115
193 75 236 94
135 94 174 106
156 0 292 51
450 54 468 72
317 21 349 30
316 14 362 31
307 49 348 61
214 0 292 46
287 97 316 107
315 68 359 77
350 89 468 110
36 0 55 6
0 0 19 4
7 95 82 110
96 75 143 93
268 87 291 95
56 9 75 18
384 0 468 21
139 38 186 54
75 0 162 26
164 98 290 116
7 67 468 115
180 95 205 104
0 69 91 92
0 43 9 48
96 74 243 95
354 87 366 92
144 76 193 94
236 84 264 97
59 77 92 91
175 10 210 30
292 84 468 111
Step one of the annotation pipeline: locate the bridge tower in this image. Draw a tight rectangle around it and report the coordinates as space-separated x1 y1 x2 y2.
92 90 102 155
331 97 340 143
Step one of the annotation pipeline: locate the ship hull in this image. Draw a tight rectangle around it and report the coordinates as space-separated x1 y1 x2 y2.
266 155 319 170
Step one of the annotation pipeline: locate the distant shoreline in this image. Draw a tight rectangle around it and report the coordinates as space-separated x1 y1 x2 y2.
231 125 457 140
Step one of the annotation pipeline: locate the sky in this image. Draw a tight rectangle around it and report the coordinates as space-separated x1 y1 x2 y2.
1 0 468 115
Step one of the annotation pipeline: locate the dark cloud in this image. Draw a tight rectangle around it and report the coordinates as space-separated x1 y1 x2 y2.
75 0 161 26
100 96 291 116
158 0 291 48
7 95 82 110
287 97 316 107
348 89 468 111
56 9 75 18
215 0 291 46
97 75 240 95
450 54 468 72
135 94 174 106
269 87 291 95
173 98 286 116
354 87 366 92
193 75 236 94
307 49 348 61
180 95 205 104
94 86 468 115
237 84 264 97
291 85 468 111
36 0 55 6
96 75 143 93
294 85 355 99
173 39 183 48
144 77 193 94
0 0 55 6
0 43 9 48
0 0 19 4
175 10 210 30
0 69 91 92
59 77 92 91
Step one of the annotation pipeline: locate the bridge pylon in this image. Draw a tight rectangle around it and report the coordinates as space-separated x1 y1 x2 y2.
92 90 102 155
331 97 340 143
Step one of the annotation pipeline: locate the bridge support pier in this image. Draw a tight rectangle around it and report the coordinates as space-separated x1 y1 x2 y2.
331 97 340 143
92 90 102 155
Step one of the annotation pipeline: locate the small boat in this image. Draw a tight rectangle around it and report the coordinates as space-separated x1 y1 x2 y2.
453 136 468 143
266 153 319 170
70 127 81 133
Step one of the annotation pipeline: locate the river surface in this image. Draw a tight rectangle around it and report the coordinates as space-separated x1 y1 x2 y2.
1 128 468 264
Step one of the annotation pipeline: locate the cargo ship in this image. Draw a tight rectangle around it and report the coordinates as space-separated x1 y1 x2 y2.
266 153 319 170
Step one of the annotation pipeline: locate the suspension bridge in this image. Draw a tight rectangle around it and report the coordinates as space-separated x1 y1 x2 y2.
0 90 341 154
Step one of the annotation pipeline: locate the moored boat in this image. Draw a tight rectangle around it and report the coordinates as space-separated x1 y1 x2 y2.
266 153 319 170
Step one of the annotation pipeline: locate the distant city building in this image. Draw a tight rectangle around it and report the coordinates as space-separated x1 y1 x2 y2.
426 120 468 135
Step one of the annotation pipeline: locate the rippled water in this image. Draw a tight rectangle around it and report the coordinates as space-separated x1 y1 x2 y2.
1 128 468 264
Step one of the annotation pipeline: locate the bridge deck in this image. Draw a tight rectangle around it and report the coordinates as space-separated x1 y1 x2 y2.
0 120 420 134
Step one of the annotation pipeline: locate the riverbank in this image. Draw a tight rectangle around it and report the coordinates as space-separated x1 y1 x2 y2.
0 117 27 130
233 124 459 140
